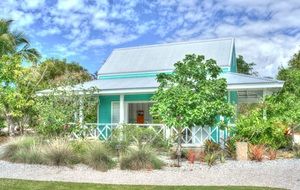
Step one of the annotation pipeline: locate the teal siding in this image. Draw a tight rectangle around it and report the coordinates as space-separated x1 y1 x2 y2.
99 95 119 123
98 72 172 80
230 45 237 72
125 94 153 101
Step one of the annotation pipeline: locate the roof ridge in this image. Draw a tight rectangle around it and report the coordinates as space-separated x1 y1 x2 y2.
113 37 234 51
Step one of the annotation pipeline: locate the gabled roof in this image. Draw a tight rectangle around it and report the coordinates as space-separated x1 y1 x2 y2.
98 38 234 75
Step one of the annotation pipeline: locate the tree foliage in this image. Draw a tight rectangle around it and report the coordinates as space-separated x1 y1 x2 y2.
150 54 234 165
237 55 257 75
35 87 99 136
274 50 300 129
37 58 92 89
151 54 234 128
235 107 290 149
0 55 41 133
235 50 300 147
0 19 40 63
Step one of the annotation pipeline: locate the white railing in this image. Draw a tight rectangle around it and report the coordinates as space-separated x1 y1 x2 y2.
69 123 234 147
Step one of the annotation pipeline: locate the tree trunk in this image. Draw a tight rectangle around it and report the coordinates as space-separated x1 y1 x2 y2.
5 114 16 136
176 132 182 166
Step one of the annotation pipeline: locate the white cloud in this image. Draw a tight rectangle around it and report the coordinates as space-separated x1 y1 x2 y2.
0 0 299 77
37 27 61 37
22 0 45 9
56 0 84 11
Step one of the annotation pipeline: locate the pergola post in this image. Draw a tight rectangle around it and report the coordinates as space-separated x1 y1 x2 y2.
79 97 84 125
262 89 267 120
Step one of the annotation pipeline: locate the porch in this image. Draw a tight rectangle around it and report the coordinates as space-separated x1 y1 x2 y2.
71 88 274 147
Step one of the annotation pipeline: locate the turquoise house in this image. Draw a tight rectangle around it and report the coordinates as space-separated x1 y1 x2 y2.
41 38 284 146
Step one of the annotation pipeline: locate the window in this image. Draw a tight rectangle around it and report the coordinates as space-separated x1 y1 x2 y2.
111 102 120 123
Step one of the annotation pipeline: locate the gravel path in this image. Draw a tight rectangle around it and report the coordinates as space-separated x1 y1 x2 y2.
0 159 299 190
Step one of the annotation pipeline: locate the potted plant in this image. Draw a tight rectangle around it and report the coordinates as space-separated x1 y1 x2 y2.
235 138 249 161
293 125 300 145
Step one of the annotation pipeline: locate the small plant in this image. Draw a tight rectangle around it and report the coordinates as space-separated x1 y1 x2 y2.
219 151 226 163
198 151 206 162
187 149 196 164
85 143 116 172
267 148 277 160
187 149 196 171
249 144 264 162
170 148 187 160
44 139 79 166
120 149 164 170
204 140 220 154
204 153 218 167
224 137 236 159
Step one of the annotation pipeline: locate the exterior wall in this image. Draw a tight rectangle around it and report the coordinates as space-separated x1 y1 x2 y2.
98 95 119 123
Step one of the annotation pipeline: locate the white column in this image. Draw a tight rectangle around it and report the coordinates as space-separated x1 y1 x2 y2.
79 97 84 125
119 94 125 123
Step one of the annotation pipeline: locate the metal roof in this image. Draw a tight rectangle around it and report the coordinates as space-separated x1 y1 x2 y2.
98 38 234 75
36 72 283 95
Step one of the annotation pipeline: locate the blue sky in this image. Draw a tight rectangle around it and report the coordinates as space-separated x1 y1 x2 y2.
0 0 300 77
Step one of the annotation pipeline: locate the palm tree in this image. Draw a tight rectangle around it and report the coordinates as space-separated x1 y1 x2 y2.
0 19 41 63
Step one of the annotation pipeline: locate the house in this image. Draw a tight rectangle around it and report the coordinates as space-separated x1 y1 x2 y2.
39 38 284 146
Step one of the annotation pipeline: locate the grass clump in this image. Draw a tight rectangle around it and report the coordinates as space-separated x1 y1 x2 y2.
120 149 164 170
1 136 44 164
84 143 116 171
44 139 79 166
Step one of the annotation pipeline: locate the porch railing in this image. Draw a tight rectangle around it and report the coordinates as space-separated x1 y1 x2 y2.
68 123 234 147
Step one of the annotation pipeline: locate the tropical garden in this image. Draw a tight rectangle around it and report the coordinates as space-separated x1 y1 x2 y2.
0 18 299 189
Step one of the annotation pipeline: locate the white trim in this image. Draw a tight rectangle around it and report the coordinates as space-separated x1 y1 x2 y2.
227 83 283 90
125 100 154 103
99 88 157 95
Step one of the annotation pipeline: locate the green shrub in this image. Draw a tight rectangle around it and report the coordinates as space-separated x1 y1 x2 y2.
69 139 91 159
151 134 172 152
85 143 116 171
106 125 167 156
120 149 164 170
44 139 79 166
105 127 131 156
235 109 290 149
